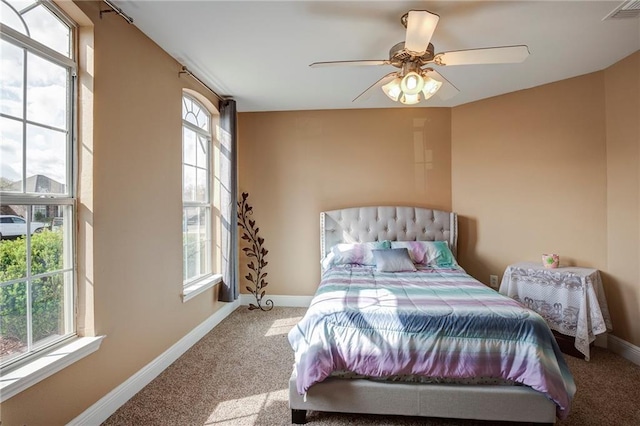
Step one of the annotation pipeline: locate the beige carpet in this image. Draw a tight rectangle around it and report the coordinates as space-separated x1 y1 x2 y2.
104 307 640 426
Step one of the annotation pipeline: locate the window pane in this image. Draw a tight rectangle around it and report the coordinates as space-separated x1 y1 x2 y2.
0 39 25 119
27 52 68 129
196 168 207 202
183 207 197 281
57 205 72 269
183 106 198 128
198 239 207 275
22 4 71 57
196 134 208 168
183 96 209 131
183 206 209 282
0 203 72 365
0 218 28 281
182 96 191 120
30 216 64 277
0 1 28 35
195 108 209 131
184 206 206 231
5 1 37 13
26 124 67 192
183 127 196 166
183 165 196 202
0 281 28 364
1 117 24 191
184 206 197 231
32 272 68 348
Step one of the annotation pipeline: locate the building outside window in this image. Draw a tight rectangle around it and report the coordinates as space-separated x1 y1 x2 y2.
0 0 76 368
182 94 213 287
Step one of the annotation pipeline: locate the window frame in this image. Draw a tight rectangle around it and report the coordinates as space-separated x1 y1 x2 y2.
181 93 220 300
0 0 78 370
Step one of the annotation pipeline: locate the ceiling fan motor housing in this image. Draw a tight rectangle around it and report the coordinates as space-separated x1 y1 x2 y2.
389 41 435 68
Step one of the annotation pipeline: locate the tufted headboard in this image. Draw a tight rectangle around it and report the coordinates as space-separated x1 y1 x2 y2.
320 206 458 260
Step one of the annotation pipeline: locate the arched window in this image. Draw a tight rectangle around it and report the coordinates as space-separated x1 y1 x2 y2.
0 0 76 368
182 94 213 287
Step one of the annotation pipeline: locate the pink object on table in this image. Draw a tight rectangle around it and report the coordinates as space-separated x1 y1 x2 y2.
542 254 559 268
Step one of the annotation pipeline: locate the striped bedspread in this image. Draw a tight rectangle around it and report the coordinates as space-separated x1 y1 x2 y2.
288 265 576 419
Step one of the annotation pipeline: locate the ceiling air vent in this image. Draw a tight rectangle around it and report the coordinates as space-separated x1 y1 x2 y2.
603 0 640 20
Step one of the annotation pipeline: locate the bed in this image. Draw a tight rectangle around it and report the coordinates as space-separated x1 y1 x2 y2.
287 206 575 424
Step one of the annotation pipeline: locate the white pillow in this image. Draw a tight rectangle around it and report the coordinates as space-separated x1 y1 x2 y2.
372 248 417 272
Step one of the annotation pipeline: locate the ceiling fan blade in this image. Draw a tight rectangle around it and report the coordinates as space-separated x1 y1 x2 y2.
435 45 530 66
423 69 459 100
404 10 440 55
309 60 389 68
352 72 398 102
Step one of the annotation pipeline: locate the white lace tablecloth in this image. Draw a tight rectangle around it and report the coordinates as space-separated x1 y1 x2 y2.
499 262 612 360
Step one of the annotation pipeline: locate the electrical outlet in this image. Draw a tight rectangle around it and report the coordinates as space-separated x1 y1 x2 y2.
489 275 499 289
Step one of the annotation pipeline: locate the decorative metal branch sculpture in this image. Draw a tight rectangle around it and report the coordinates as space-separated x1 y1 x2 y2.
237 192 273 311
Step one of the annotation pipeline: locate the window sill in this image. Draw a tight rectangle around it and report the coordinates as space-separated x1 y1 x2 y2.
182 274 222 302
0 335 105 403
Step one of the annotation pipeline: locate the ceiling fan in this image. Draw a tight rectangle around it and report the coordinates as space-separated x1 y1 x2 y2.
310 10 530 105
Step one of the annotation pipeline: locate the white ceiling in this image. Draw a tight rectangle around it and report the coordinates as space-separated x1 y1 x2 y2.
111 1 639 112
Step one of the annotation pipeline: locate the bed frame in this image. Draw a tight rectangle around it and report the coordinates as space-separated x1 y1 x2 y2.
289 206 557 425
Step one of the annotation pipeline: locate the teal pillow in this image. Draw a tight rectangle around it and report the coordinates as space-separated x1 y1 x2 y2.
390 240 458 268
426 241 458 268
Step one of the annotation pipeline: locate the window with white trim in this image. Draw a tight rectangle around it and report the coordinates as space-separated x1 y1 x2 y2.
0 0 77 369
182 94 213 288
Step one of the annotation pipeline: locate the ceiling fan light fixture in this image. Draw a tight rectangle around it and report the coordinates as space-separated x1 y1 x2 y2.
422 76 443 100
400 71 425 95
311 8 527 106
382 77 402 101
400 92 421 105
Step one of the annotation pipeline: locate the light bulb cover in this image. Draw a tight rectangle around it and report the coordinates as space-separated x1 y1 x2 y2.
400 92 421 105
422 76 443 100
382 78 402 101
400 71 425 95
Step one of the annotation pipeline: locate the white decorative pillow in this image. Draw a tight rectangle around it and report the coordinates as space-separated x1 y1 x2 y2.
322 241 391 270
372 248 417 272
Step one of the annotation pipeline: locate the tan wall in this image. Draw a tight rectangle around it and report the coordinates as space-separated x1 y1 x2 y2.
451 72 608 280
238 108 452 295
450 63 640 347
604 51 640 346
1 1 225 424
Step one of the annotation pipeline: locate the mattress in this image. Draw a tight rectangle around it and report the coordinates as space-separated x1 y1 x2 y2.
288 264 576 419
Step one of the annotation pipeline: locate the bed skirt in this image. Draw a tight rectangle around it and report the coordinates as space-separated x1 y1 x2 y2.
288 370 556 424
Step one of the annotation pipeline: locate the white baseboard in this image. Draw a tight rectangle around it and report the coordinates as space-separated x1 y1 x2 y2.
67 300 240 426
240 293 313 307
594 333 608 348
608 334 640 366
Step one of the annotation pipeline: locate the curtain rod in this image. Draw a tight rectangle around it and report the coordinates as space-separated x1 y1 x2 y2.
101 0 134 24
97 2 224 102
179 66 226 102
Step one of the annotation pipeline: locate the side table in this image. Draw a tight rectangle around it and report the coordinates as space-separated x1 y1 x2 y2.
499 262 612 360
